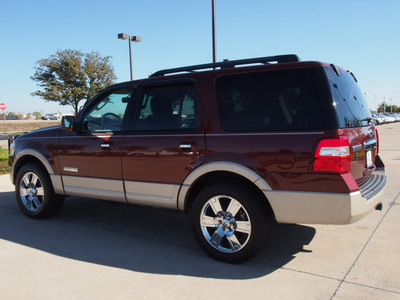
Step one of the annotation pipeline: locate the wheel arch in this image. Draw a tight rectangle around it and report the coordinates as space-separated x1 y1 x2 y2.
179 162 275 217
12 149 64 195
13 149 55 180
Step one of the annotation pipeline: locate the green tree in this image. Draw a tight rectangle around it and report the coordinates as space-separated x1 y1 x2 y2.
31 49 117 115
32 111 42 120
377 102 399 113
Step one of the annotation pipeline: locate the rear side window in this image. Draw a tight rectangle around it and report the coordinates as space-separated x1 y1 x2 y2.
216 69 323 131
325 67 372 128
134 82 197 131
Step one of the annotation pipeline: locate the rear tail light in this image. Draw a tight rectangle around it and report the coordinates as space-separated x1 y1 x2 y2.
313 136 350 173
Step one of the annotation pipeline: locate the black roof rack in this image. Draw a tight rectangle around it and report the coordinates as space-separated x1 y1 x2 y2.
150 54 300 77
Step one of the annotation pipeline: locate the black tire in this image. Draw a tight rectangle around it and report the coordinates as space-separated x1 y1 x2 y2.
190 182 274 263
15 163 64 219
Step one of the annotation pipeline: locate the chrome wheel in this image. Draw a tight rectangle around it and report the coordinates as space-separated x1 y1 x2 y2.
19 171 45 213
200 195 252 253
15 163 64 219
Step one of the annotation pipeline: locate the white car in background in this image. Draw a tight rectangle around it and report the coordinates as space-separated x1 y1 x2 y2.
42 113 61 120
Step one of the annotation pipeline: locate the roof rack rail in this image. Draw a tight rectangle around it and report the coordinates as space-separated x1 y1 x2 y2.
150 54 300 77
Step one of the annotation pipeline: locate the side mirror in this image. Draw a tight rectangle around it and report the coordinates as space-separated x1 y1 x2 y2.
61 115 75 131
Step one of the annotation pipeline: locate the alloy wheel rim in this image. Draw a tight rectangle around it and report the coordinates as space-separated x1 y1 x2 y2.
19 172 44 213
200 195 252 253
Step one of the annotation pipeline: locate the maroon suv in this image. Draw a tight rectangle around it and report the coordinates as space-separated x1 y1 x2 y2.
9 55 386 263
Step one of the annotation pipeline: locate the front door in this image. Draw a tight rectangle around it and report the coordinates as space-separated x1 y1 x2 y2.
58 86 134 202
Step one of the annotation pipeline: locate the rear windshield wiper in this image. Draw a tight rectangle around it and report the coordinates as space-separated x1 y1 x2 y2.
360 117 374 125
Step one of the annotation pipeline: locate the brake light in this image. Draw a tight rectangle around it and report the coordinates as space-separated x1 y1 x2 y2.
313 136 350 173
376 128 380 154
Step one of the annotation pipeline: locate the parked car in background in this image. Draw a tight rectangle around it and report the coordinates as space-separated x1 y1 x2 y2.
372 114 385 125
383 113 396 123
5 115 19 120
42 113 61 120
372 113 400 125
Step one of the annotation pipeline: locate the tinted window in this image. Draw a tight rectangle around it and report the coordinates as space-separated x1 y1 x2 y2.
325 67 372 128
216 69 323 131
81 87 132 132
135 82 197 131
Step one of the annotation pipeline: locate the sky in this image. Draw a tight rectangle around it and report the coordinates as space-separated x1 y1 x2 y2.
1 0 399 115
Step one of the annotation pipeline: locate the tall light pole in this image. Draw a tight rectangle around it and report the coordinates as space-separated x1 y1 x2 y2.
118 33 142 81
383 97 386 113
212 0 217 64
390 98 393 113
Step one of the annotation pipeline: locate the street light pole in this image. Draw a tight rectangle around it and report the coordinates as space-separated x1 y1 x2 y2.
212 0 217 64
383 97 386 113
128 38 133 80
375 95 379 112
118 33 142 81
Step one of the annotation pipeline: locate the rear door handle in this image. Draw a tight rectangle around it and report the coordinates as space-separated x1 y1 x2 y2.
179 142 198 152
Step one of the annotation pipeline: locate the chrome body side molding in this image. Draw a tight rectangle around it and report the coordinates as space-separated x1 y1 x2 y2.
63 167 79 173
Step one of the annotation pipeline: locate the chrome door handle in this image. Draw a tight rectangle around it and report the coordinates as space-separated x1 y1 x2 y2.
101 143 111 149
180 143 192 150
179 142 198 152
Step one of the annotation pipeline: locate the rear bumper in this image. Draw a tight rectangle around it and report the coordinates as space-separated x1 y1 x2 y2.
264 168 386 225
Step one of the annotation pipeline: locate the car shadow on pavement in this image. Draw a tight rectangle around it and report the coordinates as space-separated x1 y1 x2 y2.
0 193 316 279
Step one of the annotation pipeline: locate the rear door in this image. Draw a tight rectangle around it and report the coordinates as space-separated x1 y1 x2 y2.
121 79 207 208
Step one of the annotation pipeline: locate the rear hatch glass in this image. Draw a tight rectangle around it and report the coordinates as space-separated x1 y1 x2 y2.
324 67 372 128
324 67 377 181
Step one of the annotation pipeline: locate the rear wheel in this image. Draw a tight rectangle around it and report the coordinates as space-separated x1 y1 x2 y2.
15 163 64 219
191 183 274 263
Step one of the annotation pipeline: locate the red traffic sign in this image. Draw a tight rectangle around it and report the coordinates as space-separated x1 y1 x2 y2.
0 103 6 110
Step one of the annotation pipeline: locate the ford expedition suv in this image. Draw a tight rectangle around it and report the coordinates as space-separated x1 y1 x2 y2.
9 55 386 263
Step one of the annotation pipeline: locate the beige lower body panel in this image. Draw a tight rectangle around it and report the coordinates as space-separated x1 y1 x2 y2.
62 175 179 208
50 174 64 195
264 187 385 225
125 181 179 209
63 176 126 203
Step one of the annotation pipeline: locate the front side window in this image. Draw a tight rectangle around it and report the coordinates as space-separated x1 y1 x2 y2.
216 69 323 131
135 82 197 131
81 87 132 132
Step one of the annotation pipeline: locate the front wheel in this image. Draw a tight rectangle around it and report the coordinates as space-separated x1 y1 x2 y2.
191 183 274 263
15 163 64 219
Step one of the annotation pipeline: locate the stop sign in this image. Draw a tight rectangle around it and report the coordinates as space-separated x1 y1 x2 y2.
0 103 6 110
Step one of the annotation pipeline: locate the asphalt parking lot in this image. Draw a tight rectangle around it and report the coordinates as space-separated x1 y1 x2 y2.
0 124 399 299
